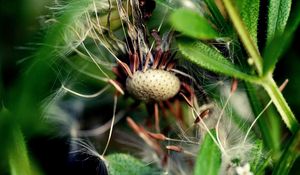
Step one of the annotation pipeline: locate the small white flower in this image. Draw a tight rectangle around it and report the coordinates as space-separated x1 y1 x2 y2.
236 163 253 175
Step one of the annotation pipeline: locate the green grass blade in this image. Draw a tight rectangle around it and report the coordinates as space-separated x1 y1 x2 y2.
203 0 231 34
8 126 33 175
236 0 260 46
266 0 292 47
263 1 300 75
106 153 155 175
7 126 48 175
177 37 258 82
170 8 219 39
273 129 300 175
0 112 42 175
194 130 221 175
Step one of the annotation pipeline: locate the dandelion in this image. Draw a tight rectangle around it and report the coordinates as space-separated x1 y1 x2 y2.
42 0 269 174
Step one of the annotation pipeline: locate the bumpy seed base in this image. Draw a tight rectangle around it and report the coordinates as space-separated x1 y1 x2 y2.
126 69 181 101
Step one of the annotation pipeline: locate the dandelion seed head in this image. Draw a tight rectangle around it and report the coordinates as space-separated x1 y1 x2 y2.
126 69 181 101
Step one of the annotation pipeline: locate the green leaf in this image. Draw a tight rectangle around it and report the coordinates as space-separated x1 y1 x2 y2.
170 9 218 39
266 0 292 47
203 0 231 34
194 130 221 175
263 1 300 75
8 126 33 175
106 153 155 175
1 110 43 175
249 140 267 173
236 0 260 46
273 129 300 175
177 37 258 82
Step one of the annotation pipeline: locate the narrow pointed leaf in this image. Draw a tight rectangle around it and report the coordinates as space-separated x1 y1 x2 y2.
204 0 231 34
170 9 218 39
273 129 300 175
263 1 300 75
236 0 260 46
266 0 292 47
194 130 221 175
177 38 258 82
8 126 33 175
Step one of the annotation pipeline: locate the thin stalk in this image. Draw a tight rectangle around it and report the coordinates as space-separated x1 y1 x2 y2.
222 0 263 75
262 76 299 133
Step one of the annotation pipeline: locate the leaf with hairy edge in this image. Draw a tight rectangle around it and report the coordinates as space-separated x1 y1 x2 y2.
106 153 155 175
194 130 221 175
170 9 219 39
236 0 260 46
177 38 258 82
249 140 268 173
266 0 292 47
263 1 300 75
